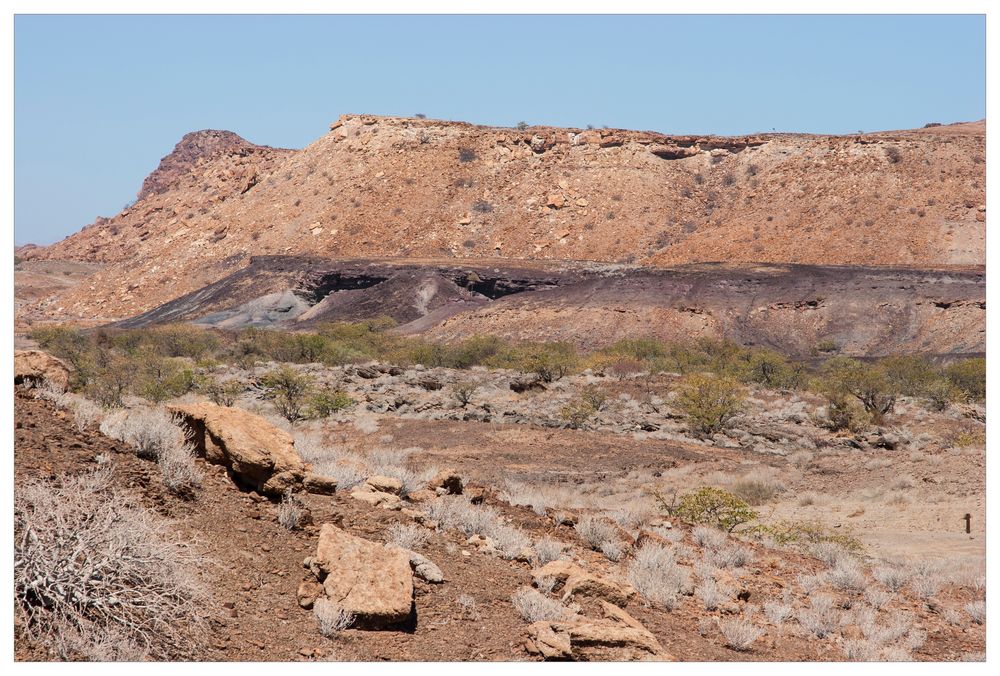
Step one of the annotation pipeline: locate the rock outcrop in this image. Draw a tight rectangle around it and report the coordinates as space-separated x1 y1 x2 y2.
168 402 305 495
532 560 635 607
14 350 70 391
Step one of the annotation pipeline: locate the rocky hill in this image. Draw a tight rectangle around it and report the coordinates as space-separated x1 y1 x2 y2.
23 115 985 322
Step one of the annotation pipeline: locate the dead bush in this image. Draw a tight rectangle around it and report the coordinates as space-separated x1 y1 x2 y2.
313 598 355 637
627 542 691 609
14 468 208 659
511 587 575 623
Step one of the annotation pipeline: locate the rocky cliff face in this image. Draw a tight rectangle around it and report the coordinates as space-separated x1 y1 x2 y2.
24 115 984 321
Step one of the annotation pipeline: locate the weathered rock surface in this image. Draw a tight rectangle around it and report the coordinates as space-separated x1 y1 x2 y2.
168 402 305 495
14 350 70 391
311 523 414 626
525 601 672 661
532 560 635 607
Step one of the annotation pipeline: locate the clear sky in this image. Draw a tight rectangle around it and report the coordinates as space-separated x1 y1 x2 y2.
15 14 986 246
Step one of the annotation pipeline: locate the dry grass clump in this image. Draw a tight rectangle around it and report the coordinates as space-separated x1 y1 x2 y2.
576 516 626 559
100 407 201 495
695 578 727 611
277 491 306 530
73 399 103 432
627 542 691 610
730 470 785 506
534 537 566 565
826 558 867 593
386 523 430 550
455 593 480 621
966 600 985 625
873 565 909 592
796 593 840 638
763 600 792 625
501 479 555 516
718 616 765 651
511 587 575 623
706 543 754 569
424 495 531 560
313 598 355 637
14 468 208 660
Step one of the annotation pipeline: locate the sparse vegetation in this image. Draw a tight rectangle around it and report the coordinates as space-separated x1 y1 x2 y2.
675 373 745 434
14 468 207 659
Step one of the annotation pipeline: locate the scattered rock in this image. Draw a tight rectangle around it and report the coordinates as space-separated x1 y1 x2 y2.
525 601 672 661
311 523 414 627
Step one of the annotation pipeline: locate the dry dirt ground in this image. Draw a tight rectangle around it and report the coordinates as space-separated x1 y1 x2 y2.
14 376 986 662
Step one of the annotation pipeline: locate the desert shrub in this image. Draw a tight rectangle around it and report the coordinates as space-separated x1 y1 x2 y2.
797 594 840 638
501 479 554 516
815 339 839 354
739 349 804 389
84 353 135 408
748 520 863 553
966 600 985 625
674 373 744 434
511 587 574 623
493 342 579 382
386 523 429 550
516 121 529 131
696 578 726 610
14 469 207 659
534 537 565 565
944 358 985 402
707 543 754 569
472 200 493 214
627 542 691 609
458 147 477 163
719 617 764 651
668 487 757 533
203 378 243 406
763 601 792 625
817 392 869 432
306 389 354 418
884 146 902 164
575 516 622 553
879 355 939 397
456 593 480 620
295 436 367 489
134 351 197 403
559 397 597 429
72 399 103 432
826 558 867 593
818 357 897 424
157 440 202 496
101 407 188 461
30 325 96 386
731 478 781 506
313 598 355 637
452 381 478 407
260 365 314 422
277 491 306 530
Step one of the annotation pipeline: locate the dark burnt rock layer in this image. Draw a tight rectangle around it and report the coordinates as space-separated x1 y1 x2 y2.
114 256 984 358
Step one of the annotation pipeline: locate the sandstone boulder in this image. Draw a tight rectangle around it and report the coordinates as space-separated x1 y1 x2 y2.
303 472 338 495
532 560 635 607
312 523 414 626
14 350 70 391
168 402 305 495
525 601 672 661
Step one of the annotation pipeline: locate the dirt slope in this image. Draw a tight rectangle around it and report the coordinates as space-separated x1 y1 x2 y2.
22 115 985 322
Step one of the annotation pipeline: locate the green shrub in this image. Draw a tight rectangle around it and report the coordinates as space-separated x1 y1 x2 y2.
665 487 758 533
260 365 314 422
818 357 897 424
879 355 938 397
945 358 985 402
306 390 354 418
675 373 745 435
203 379 243 407
748 520 863 553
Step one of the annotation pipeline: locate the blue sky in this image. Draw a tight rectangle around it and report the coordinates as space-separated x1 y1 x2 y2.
15 14 986 246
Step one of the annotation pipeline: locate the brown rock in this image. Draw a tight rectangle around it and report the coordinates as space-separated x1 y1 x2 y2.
14 350 70 391
365 475 403 495
303 472 338 495
427 468 463 495
547 194 567 209
168 402 306 496
297 579 324 609
532 560 635 607
312 523 414 626
525 602 672 661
